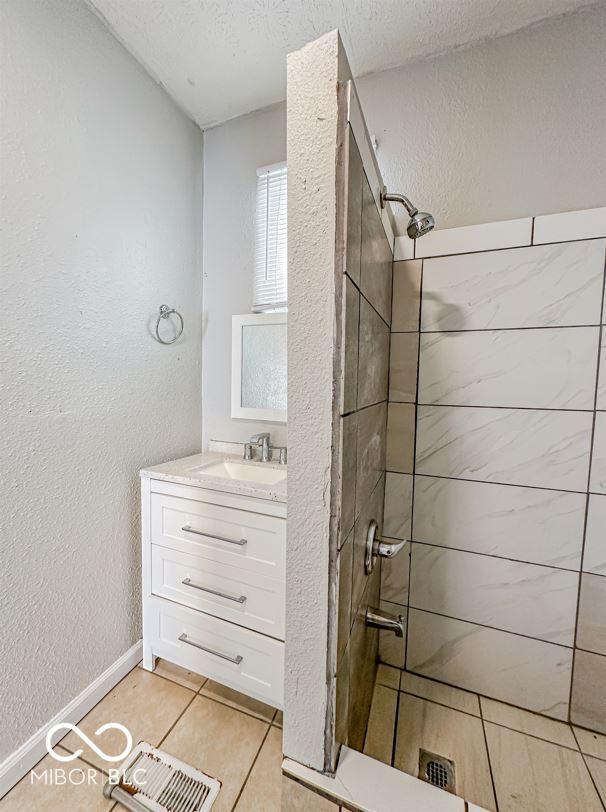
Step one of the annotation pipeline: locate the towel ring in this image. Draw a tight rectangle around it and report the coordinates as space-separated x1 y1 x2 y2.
155 304 184 345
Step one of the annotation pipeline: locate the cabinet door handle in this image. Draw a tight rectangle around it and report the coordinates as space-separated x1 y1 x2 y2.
181 524 247 546
178 633 243 665
181 577 247 605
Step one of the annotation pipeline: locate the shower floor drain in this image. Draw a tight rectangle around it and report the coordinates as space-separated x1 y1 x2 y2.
418 749 456 794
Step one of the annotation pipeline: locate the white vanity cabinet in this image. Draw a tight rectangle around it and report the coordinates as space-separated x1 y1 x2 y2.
141 463 286 709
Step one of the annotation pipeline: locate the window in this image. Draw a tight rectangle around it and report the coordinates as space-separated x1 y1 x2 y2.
254 162 287 311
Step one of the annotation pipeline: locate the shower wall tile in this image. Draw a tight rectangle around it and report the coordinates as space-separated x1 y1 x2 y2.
340 412 357 544
421 240 605 332
352 475 385 619
386 402 416 474
418 327 599 410
532 206 606 245
416 405 593 491
381 540 410 605
415 216 532 259
357 296 389 409
389 333 419 403
591 412 606 494
345 128 363 286
348 565 380 751
583 494 606 575
597 336 606 410
413 476 585 569
391 260 422 331
571 650 606 734
360 176 392 325
355 401 386 517
410 545 579 645
407 609 573 720
378 599 406 669
342 276 359 415
337 529 354 665
383 472 413 540
576 574 606 656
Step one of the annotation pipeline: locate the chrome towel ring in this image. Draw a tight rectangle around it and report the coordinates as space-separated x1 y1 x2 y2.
155 304 184 345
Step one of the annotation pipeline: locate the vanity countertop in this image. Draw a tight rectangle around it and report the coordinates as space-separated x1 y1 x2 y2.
140 452 287 503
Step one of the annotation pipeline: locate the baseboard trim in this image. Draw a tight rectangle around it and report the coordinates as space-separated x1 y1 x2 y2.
0 639 143 799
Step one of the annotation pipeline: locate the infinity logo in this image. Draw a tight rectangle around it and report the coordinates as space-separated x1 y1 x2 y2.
45 722 133 763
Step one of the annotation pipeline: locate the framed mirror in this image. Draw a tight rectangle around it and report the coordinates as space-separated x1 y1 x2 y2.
231 313 287 422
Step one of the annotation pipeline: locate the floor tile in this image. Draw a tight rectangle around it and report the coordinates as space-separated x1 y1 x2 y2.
142 657 206 691
280 776 339 810
160 695 268 812
394 693 496 810
480 697 578 748
586 756 606 805
363 684 398 765
234 726 281 811
376 663 401 690
0 752 112 811
273 710 283 728
485 722 603 811
571 649 606 733
400 671 481 716
200 679 276 722
574 727 606 760
61 668 193 771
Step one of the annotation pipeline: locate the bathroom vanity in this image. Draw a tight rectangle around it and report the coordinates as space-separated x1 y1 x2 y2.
140 452 286 708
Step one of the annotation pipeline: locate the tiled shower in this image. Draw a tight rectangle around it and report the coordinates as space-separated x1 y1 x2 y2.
380 226 606 732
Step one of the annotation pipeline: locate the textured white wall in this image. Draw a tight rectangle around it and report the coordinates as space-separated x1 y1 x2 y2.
201 104 287 449
0 0 203 761
357 6 606 231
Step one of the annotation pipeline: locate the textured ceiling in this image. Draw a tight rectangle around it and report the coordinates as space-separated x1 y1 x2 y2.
88 0 597 128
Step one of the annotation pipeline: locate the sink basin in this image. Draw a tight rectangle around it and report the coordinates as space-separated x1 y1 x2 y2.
193 460 287 485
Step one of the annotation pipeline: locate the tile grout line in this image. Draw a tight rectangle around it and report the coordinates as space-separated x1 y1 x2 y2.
390 688 401 769
416 401 597 414
404 536 587 574
407 604 576 649
406 470 591 497
478 698 500 812
229 721 273 811
571 726 606 811
398 233 606 263
404 322 605 334
567 248 606 724
404 257 424 672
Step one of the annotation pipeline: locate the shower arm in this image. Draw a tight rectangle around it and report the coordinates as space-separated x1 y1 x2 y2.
380 187 418 217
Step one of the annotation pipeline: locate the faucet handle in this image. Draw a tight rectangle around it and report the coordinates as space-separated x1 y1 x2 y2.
243 443 253 461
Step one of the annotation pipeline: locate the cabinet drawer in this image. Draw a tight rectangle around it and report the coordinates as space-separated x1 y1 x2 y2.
146 598 284 708
151 545 285 639
150 492 285 579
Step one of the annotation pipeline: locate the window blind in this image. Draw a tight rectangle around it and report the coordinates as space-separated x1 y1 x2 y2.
254 162 287 312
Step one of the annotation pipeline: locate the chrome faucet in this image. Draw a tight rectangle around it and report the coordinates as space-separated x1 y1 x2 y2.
249 433 271 463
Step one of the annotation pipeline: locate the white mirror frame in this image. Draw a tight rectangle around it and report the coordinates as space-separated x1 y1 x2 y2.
231 313 287 422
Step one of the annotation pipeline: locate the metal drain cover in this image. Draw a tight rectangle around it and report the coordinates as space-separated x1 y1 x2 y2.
418 749 456 794
105 741 221 812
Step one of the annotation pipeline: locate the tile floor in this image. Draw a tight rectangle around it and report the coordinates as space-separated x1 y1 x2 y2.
1 660 338 812
366 664 606 811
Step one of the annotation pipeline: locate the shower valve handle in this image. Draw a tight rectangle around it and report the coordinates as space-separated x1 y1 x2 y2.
364 519 407 574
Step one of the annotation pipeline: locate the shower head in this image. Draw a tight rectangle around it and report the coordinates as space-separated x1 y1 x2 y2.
380 186 435 239
406 210 435 239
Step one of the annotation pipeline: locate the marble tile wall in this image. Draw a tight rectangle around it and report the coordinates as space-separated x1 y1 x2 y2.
336 126 393 752
380 210 606 732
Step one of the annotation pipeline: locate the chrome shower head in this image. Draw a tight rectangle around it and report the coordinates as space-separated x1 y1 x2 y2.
381 186 435 239
406 210 435 239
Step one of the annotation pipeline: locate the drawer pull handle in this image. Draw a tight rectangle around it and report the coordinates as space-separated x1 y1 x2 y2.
178 632 243 665
181 524 247 546
181 577 247 605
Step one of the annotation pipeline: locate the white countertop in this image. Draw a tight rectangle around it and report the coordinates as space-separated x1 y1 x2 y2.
140 451 287 503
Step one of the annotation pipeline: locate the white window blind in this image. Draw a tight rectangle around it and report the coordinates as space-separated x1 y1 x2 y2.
254 162 287 311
